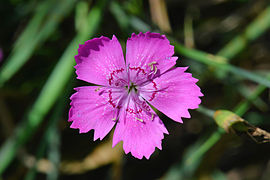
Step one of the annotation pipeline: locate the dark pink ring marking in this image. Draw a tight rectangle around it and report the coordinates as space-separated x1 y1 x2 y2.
108 68 125 85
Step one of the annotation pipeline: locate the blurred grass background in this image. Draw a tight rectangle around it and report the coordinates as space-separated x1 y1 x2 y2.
0 0 270 179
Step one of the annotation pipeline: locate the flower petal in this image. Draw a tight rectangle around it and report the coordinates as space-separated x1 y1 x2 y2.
75 35 127 87
69 86 128 140
112 93 168 159
126 32 177 84
139 67 203 123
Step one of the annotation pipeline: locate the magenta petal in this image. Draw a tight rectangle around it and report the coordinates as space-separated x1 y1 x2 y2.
139 67 203 123
126 32 177 78
70 33 203 160
69 86 127 140
75 35 127 86
112 94 168 159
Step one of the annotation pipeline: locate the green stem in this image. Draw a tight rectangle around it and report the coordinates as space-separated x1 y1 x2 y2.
196 105 215 118
234 73 270 116
185 129 224 167
173 42 270 88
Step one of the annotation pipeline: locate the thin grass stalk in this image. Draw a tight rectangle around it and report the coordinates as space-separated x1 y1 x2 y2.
173 42 270 88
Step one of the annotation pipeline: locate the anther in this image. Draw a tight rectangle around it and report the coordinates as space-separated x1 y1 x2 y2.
135 117 143 122
148 61 157 66
151 113 155 121
154 66 158 74
95 87 101 92
148 61 158 74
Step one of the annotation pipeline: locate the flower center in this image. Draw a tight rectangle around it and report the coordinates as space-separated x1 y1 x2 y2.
126 82 137 93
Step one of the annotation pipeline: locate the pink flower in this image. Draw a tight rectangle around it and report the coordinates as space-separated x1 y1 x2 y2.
69 32 203 159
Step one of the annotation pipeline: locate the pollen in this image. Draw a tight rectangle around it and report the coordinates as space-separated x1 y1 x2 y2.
154 66 157 74
151 113 154 121
148 61 158 74
95 87 101 92
148 61 157 71
135 117 144 122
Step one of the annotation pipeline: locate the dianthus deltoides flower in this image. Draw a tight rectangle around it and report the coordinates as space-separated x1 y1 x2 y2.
69 32 203 159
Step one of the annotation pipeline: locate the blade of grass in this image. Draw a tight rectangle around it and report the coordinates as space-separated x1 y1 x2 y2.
130 16 152 32
24 88 68 180
149 0 172 33
75 1 90 33
196 105 215 118
184 13 194 48
173 42 270 88
236 83 268 112
110 1 151 33
46 120 60 180
234 74 270 115
0 0 76 87
24 94 65 180
0 0 108 175
13 0 54 50
110 1 130 32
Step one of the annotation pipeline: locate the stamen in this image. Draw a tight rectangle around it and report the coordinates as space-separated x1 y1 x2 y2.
148 61 158 75
148 61 156 71
154 66 158 74
148 61 157 66
151 113 154 121
95 87 101 92
135 117 143 122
